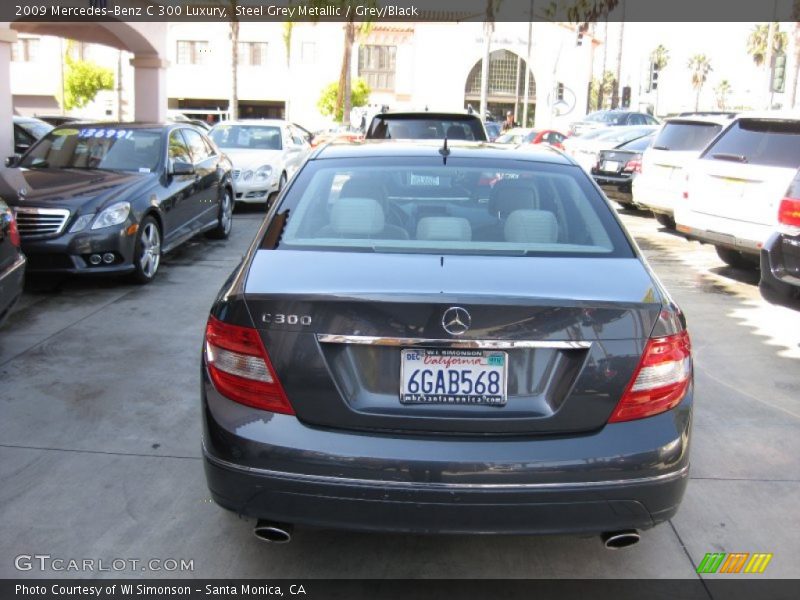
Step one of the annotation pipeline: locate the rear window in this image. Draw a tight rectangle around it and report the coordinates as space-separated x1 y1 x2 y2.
585 111 626 124
618 134 654 152
367 116 487 141
653 121 722 151
264 157 633 258
702 119 800 168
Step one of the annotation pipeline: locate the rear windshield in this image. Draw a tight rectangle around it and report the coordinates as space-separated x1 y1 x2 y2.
653 121 722 151
264 157 633 258
210 124 282 150
618 134 654 152
702 119 800 168
367 116 487 141
20 127 162 172
597 128 655 146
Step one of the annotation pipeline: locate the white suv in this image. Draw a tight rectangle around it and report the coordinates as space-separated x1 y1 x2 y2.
675 112 800 268
634 114 734 228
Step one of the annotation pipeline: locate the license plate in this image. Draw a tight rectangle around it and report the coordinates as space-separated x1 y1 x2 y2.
410 174 439 186
400 349 507 406
603 160 620 172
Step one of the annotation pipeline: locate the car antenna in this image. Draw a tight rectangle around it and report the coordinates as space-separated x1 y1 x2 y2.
439 136 450 165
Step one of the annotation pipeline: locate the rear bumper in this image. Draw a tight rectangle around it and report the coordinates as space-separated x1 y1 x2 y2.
632 176 678 215
761 231 800 290
202 376 693 535
674 210 770 256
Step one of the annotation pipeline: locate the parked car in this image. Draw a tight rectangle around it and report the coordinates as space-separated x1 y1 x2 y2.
565 126 658 172
592 132 656 209
676 112 800 269
202 141 693 544
365 112 488 141
310 126 363 148
0 122 234 284
0 199 25 327
633 115 734 228
13 116 53 155
209 120 311 205
495 128 567 149
759 170 800 304
569 110 659 137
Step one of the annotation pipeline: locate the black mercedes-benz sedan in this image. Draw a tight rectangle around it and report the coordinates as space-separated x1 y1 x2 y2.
202 141 693 547
1 122 234 283
0 198 25 327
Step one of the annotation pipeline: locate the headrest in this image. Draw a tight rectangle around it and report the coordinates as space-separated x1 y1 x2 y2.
446 125 467 140
504 210 558 244
339 175 384 202
331 197 385 236
416 217 472 241
488 180 539 219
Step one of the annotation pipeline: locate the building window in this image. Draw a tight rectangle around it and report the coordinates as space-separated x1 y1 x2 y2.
358 45 396 91
176 40 209 65
300 42 316 64
11 38 39 62
238 42 267 66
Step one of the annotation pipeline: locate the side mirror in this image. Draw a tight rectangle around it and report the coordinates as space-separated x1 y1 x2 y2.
5 155 21 168
171 160 195 176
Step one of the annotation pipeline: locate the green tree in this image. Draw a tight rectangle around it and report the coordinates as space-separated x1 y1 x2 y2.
714 80 732 110
589 70 616 110
62 47 114 111
317 78 370 122
687 54 712 111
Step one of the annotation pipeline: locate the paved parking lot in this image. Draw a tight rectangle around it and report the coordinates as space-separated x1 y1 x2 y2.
1 206 799 580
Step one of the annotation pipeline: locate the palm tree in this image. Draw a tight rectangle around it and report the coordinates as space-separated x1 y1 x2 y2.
687 54 712 111
746 23 787 68
650 44 669 114
714 80 732 110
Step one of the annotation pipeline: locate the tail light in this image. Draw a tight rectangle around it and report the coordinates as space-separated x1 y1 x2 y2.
682 174 690 200
623 159 642 174
609 330 692 423
778 197 800 233
8 212 20 247
204 316 294 414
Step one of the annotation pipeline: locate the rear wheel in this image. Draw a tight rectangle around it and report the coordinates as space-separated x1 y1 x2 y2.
654 213 675 229
715 246 758 270
131 217 161 284
206 187 233 239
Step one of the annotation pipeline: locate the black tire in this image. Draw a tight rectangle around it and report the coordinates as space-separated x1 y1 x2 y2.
206 186 233 240
760 277 799 305
130 216 161 284
654 213 676 229
715 246 758 270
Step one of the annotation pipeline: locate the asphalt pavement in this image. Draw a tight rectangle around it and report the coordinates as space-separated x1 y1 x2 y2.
1 206 799 582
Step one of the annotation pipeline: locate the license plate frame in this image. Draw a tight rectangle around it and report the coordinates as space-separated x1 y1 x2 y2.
399 348 508 406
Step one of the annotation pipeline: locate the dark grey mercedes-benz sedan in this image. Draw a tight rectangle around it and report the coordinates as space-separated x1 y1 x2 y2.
202 141 693 547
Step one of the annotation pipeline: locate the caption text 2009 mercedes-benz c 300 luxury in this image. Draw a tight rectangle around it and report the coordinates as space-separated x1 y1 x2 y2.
201 141 693 548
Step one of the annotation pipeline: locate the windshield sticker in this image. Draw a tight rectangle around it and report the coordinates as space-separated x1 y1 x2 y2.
138 168 151 173
53 128 79 137
78 128 134 140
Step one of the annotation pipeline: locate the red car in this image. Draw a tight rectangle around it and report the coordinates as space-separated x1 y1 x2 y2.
495 128 567 150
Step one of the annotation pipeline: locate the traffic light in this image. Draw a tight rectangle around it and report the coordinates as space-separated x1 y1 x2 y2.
576 23 588 47
557 82 565 101
771 53 787 93
648 62 660 92
622 86 631 108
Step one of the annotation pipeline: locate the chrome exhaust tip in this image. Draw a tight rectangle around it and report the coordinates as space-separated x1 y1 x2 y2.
253 520 293 544
601 530 640 549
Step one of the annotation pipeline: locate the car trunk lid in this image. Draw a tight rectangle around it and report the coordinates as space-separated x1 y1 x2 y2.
242 250 663 435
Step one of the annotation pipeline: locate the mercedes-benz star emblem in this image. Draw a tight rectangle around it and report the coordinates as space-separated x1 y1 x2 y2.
18 187 27 198
442 307 471 336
